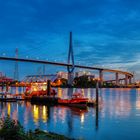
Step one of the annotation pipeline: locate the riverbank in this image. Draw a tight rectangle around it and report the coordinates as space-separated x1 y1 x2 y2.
0 116 76 140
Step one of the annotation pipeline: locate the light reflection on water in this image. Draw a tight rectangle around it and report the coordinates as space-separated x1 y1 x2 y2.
0 87 140 140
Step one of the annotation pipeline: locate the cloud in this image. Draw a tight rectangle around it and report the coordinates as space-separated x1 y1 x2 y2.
0 0 140 79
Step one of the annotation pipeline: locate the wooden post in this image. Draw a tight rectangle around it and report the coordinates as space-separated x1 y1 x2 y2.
95 104 99 130
99 70 103 87
96 80 99 106
47 80 51 96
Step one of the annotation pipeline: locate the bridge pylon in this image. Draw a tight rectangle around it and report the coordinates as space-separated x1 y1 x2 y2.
67 32 75 86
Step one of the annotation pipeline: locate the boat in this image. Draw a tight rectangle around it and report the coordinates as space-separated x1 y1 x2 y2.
0 93 17 102
58 93 89 108
24 82 57 101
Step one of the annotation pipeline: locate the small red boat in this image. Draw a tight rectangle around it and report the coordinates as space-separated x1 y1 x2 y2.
58 93 89 108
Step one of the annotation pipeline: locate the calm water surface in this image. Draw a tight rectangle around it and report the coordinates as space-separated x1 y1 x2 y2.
0 87 140 140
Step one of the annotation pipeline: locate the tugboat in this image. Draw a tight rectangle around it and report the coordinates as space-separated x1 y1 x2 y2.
58 93 89 109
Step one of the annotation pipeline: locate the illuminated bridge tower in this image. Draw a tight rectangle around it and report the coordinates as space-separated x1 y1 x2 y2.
67 32 75 86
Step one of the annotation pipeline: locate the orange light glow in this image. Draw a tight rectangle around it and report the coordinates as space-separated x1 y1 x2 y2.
58 88 62 98
7 103 11 116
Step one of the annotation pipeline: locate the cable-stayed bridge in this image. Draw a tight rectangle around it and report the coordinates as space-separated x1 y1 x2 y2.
0 56 133 86
0 32 134 86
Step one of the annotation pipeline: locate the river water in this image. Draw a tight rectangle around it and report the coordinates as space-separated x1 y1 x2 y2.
0 87 140 140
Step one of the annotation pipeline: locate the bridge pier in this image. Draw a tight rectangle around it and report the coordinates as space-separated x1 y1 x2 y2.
68 72 74 86
116 72 119 85
125 75 128 85
129 76 132 84
99 70 103 87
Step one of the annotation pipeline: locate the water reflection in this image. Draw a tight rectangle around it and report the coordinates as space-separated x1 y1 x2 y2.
0 88 140 140
101 88 132 118
0 101 89 131
0 102 18 121
42 106 47 123
136 89 140 110
7 103 11 116
80 113 85 124
32 105 50 126
33 105 39 124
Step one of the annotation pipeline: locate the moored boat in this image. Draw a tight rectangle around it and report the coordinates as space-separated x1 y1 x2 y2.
58 93 89 108
24 82 57 99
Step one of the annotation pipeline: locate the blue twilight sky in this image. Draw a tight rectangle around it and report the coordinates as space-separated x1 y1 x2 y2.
0 0 140 80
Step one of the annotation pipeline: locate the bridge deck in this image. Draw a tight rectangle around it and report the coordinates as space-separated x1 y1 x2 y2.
0 56 133 77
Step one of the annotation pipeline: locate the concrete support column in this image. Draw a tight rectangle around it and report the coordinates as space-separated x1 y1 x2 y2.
116 72 119 85
99 70 103 87
125 75 128 85
129 77 132 84
68 72 74 86
120 79 122 85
